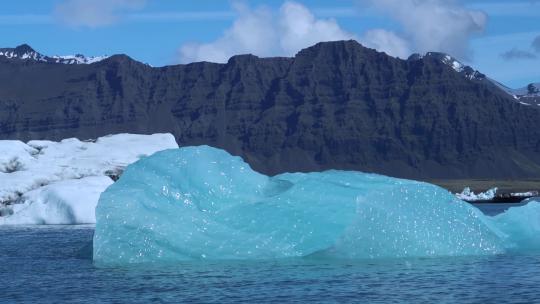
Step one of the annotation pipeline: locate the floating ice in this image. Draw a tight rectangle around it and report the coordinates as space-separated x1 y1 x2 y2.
0 177 112 225
511 191 539 197
94 146 540 264
0 133 178 225
456 187 497 201
488 202 540 253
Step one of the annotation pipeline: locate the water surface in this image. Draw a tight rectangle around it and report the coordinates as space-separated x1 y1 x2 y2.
1 204 538 303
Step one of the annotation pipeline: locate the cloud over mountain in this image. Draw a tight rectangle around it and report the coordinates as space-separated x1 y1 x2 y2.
179 2 356 63
179 0 488 63
360 29 411 59
54 0 146 28
362 0 487 60
500 48 537 61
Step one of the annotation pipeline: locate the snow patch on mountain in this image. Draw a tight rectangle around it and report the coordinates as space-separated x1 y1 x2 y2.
415 51 540 106
512 83 540 97
488 80 540 106
408 52 486 81
0 44 108 65
438 54 465 72
50 54 109 64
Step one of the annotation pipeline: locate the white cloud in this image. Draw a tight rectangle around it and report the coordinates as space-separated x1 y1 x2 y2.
364 0 487 60
54 0 146 28
179 4 279 63
278 2 355 55
361 29 411 59
179 1 357 63
178 0 487 63
500 48 537 61
468 1 540 17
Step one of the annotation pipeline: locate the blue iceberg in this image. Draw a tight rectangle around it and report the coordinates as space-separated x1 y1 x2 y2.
93 146 540 264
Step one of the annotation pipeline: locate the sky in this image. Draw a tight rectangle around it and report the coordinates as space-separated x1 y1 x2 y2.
0 0 539 88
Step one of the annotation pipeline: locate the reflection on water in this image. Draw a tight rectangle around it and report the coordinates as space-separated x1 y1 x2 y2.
473 202 529 216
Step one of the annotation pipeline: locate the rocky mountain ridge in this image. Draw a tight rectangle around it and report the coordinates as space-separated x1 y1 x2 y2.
1 40 539 179
0 44 108 65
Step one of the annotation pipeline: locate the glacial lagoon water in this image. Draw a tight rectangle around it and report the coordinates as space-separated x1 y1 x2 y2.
1 204 540 304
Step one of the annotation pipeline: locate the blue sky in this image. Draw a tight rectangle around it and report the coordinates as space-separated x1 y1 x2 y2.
0 0 539 88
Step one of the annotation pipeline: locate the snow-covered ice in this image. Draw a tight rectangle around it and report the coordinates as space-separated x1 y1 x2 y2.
456 187 497 201
511 191 539 197
0 133 178 225
0 177 113 225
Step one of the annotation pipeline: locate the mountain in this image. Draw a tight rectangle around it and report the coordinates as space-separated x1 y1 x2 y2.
504 83 540 106
493 83 540 107
0 44 108 64
408 52 486 81
412 52 540 107
415 52 540 107
1 41 539 179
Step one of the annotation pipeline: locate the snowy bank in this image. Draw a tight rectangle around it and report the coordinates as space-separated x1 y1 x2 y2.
0 133 178 225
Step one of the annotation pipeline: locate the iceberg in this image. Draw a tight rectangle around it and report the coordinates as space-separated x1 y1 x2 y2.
456 187 497 201
489 202 540 253
0 133 178 225
94 146 540 264
0 177 112 225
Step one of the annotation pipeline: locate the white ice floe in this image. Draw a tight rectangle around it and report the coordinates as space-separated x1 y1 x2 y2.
0 133 178 225
0 177 113 225
511 191 539 197
456 187 497 201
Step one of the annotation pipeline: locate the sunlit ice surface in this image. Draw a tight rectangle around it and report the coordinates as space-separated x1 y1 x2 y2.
93 146 540 265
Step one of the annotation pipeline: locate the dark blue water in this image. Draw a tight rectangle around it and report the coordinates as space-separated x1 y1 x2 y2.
1 204 539 304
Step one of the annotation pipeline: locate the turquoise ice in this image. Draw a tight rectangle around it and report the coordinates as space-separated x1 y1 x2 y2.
93 146 540 264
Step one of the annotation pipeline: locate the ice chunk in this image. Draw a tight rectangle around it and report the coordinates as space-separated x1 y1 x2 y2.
487 202 540 253
95 146 535 264
0 140 38 173
456 187 497 201
0 177 113 225
0 133 178 224
0 133 178 204
510 191 539 197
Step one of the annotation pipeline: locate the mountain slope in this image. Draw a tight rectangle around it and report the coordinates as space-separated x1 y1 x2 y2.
1 40 539 179
508 83 540 106
0 44 108 64
414 52 540 107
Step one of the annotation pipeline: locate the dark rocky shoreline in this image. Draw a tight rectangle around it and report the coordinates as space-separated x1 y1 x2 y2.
463 194 538 204
428 179 540 203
